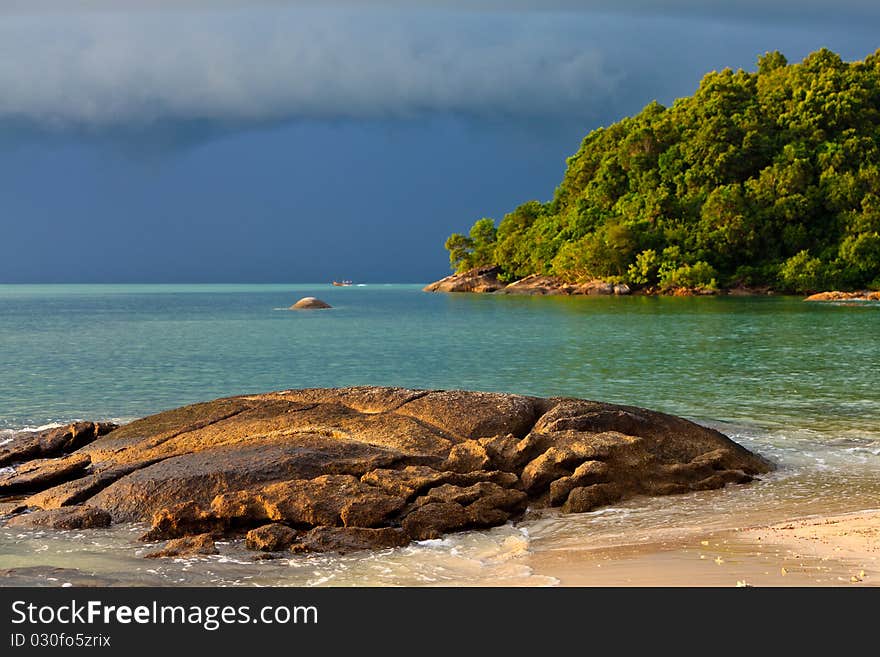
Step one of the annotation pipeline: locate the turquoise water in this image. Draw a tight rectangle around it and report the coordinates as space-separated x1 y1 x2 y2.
1 284 879 586
1 284 877 433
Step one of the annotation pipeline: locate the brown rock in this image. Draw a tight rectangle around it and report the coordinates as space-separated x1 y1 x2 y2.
549 460 610 505
0 454 91 494
443 441 491 473
24 460 161 510
0 422 117 467
257 475 407 528
396 389 540 440
422 265 504 293
360 466 450 499
3 387 772 553
805 290 879 302
402 501 470 540
291 526 409 554
496 274 572 296
289 297 332 309
89 435 403 522
562 484 623 513
245 523 298 551
0 501 27 517
141 501 221 541
6 505 111 530
145 533 218 558
571 280 615 295
478 433 529 471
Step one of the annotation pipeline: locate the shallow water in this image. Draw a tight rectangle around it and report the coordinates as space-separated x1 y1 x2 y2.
0 284 878 585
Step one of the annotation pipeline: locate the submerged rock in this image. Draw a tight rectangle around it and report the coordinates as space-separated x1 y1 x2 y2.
289 297 332 309
0 387 772 555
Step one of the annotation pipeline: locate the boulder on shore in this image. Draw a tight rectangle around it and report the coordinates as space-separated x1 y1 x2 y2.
0 387 772 555
422 265 504 293
804 290 880 302
289 297 332 309
424 267 627 296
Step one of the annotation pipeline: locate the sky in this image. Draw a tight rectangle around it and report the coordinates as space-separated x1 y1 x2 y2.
1 2 878 283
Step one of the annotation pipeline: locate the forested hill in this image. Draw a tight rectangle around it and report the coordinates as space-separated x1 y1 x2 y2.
444 48 880 293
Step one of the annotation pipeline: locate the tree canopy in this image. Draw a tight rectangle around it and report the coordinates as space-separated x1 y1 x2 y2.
444 48 880 293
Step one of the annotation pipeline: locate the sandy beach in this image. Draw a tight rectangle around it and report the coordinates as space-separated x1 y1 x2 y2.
527 510 880 587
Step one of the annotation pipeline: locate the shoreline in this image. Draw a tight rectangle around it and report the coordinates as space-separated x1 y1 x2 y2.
526 509 880 587
423 266 878 300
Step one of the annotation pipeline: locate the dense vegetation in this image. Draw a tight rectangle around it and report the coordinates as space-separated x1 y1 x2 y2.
445 48 880 293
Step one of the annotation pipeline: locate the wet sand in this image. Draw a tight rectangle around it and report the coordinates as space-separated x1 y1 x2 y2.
526 510 880 587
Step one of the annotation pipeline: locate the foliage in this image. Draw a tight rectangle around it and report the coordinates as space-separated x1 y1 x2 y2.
778 250 826 292
443 48 880 292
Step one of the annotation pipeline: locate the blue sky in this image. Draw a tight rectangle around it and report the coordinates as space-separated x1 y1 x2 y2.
1 2 878 282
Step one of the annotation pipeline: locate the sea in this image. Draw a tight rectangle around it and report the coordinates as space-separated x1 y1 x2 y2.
1 284 878 585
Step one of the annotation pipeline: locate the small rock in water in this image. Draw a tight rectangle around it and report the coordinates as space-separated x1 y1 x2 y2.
289 297 332 310
145 533 218 559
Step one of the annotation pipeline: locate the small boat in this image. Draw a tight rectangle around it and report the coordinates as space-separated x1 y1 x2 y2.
332 280 354 287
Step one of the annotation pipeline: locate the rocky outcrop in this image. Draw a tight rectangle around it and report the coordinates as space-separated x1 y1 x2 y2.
423 267 631 296
495 274 627 296
289 297 332 309
0 422 117 467
0 454 92 494
804 290 880 302
422 265 505 293
0 387 772 555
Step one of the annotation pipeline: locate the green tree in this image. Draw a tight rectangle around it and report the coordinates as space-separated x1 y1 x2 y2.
442 47 880 293
444 233 475 273
778 250 826 292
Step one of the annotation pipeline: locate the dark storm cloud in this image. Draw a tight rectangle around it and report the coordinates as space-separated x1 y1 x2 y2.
0 7 617 126
1 2 877 129
5 1 880 23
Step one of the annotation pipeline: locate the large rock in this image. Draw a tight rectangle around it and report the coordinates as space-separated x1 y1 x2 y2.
805 290 880 302
289 297 332 309
422 266 505 293
0 387 772 554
